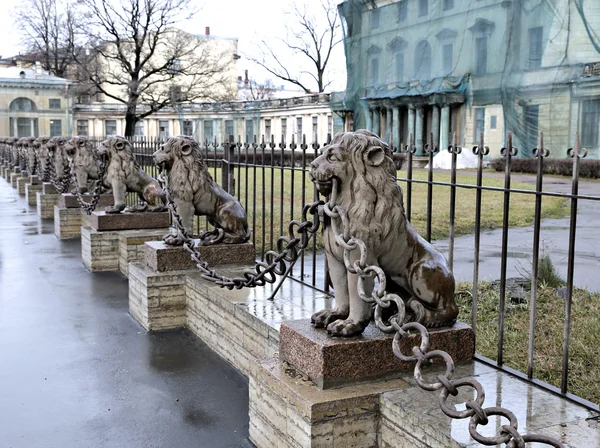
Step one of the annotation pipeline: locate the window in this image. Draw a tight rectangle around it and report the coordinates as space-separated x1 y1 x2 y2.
77 120 88 136
474 108 485 141
370 9 380 29
265 119 272 140
524 105 539 150
281 118 287 141
395 52 405 81
414 40 432 79
168 59 182 74
582 100 600 147
17 118 32 137
296 116 303 143
105 120 117 136
370 58 379 85
442 43 453 74
490 115 497 130
246 119 254 142
419 0 428 17
203 120 213 142
9 97 37 112
134 121 144 137
49 99 61 109
443 0 454 10
528 27 543 70
182 120 193 136
312 116 318 143
225 120 234 140
397 0 407 21
50 119 62 137
158 120 169 139
475 36 488 75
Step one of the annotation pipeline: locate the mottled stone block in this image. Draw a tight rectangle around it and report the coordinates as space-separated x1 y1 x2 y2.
90 211 169 231
249 357 408 448
145 240 255 272
28 175 40 185
280 320 474 390
81 226 120 272
118 228 169 277
16 177 31 195
25 183 42 205
58 193 114 209
10 171 23 188
129 262 188 331
54 206 84 239
37 192 60 219
42 183 57 194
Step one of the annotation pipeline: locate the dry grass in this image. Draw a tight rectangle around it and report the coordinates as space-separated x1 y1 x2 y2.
456 281 600 406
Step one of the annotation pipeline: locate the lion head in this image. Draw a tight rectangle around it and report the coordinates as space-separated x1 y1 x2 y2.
153 136 203 171
97 135 138 181
46 136 69 179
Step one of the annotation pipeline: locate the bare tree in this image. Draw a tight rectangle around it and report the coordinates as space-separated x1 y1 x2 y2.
13 0 80 78
73 0 236 137
241 78 277 101
247 0 342 94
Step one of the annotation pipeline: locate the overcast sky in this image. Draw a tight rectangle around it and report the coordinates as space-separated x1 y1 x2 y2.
0 0 347 92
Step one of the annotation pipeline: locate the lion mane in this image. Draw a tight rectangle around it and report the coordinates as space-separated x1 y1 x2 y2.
167 137 209 203
66 136 107 193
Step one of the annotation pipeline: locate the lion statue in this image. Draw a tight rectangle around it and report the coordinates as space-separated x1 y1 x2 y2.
8 138 19 168
309 129 458 337
25 136 38 175
96 135 166 214
65 136 110 194
46 136 70 185
16 137 30 172
153 136 250 246
33 136 51 181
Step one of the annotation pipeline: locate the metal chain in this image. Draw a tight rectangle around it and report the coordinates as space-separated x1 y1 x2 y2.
42 152 54 182
68 154 107 215
50 151 70 194
156 170 323 289
320 178 564 448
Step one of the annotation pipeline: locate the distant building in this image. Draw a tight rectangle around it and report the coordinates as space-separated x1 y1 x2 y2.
0 63 73 137
336 0 600 158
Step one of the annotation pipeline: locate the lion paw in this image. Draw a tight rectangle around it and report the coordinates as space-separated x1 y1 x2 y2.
105 204 125 214
326 318 369 337
311 309 349 328
163 233 185 246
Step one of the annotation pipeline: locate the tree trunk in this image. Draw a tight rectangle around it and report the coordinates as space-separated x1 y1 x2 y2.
124 102 138 137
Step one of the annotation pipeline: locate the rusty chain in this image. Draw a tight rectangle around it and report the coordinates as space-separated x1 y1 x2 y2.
68 154 107 215
50 151 71 194
156 169 323 289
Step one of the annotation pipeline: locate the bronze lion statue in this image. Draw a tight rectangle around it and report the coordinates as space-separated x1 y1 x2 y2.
96 136 165 214
65 136 110 194
25 137 38 175
153 136 250 246
310 130 458 337
46 136 70 184
33 137 51 181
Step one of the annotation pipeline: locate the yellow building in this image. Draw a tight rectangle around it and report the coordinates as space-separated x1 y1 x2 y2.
0 63 73 137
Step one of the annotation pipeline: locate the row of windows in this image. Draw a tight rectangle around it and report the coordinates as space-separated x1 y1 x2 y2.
9 118 62 137
8 97 62 112
371 0 455 29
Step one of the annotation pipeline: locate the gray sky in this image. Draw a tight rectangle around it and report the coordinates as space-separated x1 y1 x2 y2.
0 0 346 92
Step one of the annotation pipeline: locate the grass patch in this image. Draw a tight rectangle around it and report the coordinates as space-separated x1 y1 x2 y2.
456 281 600 406
192 166 569 253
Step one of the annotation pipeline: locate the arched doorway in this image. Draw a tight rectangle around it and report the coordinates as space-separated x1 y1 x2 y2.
9 97 39 137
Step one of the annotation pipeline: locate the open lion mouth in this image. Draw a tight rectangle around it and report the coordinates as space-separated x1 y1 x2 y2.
155 161 166 173
313 178 334 196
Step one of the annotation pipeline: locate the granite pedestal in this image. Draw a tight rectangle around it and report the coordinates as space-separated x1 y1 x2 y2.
10 170 23 188
36 183 59 219
54 206 92 239
82 211 169 273
25 182 42 205
58 193 114 209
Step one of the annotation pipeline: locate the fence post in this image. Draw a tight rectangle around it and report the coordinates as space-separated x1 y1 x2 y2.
221 135 235 195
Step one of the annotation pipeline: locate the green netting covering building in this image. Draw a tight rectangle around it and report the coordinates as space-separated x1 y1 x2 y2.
332 0 600 159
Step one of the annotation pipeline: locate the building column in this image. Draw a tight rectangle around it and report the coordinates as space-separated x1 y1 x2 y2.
432 106 441 151
440 105 450 151
385 107 393 144
366 109 373 132
372 108 380 137
415 107 425 155
408 107 416 149
392 106 400 150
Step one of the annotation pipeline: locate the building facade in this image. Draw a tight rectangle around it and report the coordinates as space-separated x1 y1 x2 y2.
0 64 73 137
336 0 600 158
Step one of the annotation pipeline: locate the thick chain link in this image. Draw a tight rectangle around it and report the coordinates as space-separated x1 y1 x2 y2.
157 170 323 289
50 151 71 194
42 152 53 182
68 155 107 215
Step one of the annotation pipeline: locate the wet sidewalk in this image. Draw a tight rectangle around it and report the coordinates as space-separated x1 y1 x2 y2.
0 178 253 447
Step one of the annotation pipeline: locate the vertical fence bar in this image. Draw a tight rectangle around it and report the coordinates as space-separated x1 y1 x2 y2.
289 136 297 275
260 137 267 260
279 135 285 239
252 136 258 255
311 140 320 287
471 131 488 335
244 140 249 212
425 132 436 242
300 136 307 280
236 137 242 199
497 131 516 366
561 131 586 394
527 131 548 380
447 132 458 271
404 133 414 221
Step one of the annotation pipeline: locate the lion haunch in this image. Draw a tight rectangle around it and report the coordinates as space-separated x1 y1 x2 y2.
153 136 250 246
309 129 458 337
97 136 166 213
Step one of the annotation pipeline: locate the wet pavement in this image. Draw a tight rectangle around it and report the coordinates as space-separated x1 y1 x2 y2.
0 178 253 448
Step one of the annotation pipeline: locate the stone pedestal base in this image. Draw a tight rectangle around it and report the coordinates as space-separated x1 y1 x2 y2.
54 206 91 239
10 171 23 188
81 227 120 271
118 229 169 277
280 320 475 390
58 193 114 209
145 240 255 272
16 177 31 195
249 358 408 448
37 192 60 219
129 262 188 330
25 183 42 205
42 183 57 194
91 211 169 231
